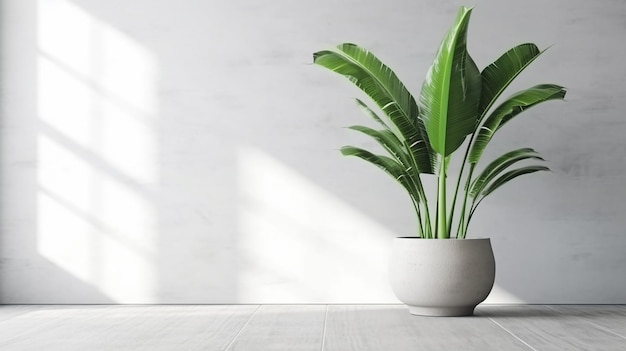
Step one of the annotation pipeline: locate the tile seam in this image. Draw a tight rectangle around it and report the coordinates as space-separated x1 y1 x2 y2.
488 316 539 351
223 305 261 351
320 305 329 351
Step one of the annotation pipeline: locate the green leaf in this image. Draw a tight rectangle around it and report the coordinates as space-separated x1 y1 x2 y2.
313 44 435 173
347 125 410 166
498 84 567 129
419 6 481 157
340 146 419 200
354 98 392 131
480 165 550 198
479 43 543 117
470 148 544 198
468 84 566 164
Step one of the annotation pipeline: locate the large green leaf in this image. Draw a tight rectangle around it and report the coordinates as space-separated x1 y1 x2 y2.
470 148 544 198
314 45 435 173
468 84 566 164
338 44 417 123
479 43 543 117
419 6 481 157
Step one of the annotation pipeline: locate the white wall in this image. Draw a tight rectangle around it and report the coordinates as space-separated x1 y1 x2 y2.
1 0 625 304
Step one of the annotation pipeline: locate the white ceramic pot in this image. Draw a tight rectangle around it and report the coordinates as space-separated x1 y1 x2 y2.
389 237 495 316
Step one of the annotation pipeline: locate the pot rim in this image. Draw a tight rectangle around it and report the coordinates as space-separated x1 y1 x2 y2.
394 236 491 240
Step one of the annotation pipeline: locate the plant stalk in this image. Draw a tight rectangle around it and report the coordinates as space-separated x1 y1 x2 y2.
447 139 472 237
410 196 425 238
404 140 433 238
437 156 449 239
466 196 483 234
458 164 476 238
414 175 432 238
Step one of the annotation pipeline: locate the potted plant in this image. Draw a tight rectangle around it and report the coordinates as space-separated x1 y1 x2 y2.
313 6 566 316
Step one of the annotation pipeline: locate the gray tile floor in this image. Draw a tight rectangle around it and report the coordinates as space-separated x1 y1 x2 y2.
0 305 625 350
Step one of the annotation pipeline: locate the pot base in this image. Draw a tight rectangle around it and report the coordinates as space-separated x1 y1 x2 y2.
408 305 475 317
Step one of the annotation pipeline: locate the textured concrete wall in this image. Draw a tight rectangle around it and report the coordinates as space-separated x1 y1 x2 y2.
1 0 625 303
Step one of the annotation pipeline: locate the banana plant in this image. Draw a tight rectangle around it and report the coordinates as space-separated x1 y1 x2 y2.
313 6 566 239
